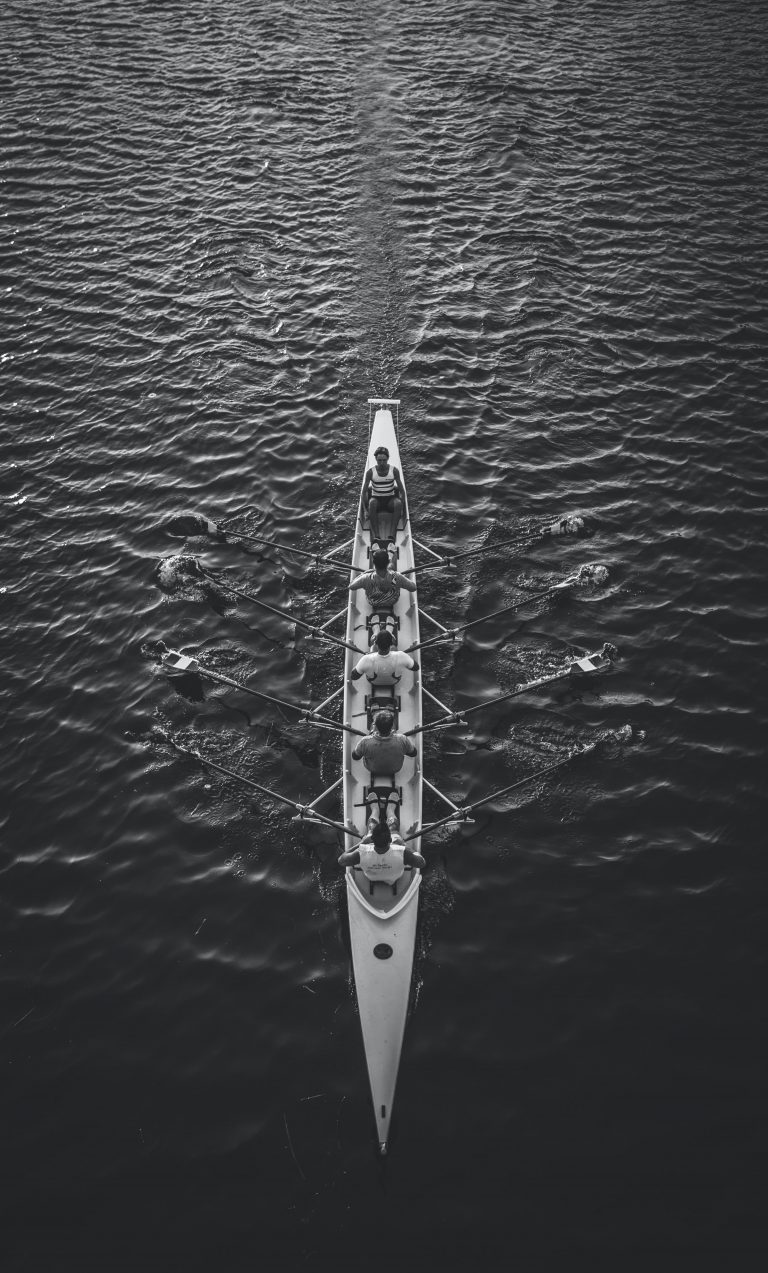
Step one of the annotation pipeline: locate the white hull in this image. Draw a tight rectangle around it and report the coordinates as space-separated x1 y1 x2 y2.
343 404 422 1153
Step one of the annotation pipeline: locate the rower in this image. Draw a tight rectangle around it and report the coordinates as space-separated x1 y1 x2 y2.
350 629 419 685
362 445 407 548
348 549 416 633
351 710 417 775
338 820 425 882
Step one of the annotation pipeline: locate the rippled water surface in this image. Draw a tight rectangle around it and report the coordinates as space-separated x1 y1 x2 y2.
4 0 768 1266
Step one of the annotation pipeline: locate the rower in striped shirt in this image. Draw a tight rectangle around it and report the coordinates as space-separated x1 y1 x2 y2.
362 446 407 548
348 548 417 613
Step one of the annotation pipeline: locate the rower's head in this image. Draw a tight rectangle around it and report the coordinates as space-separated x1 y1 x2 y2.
374 446 389 466
372 548 390 571
373 710 394 736
374 630 394 654
371 822 392 854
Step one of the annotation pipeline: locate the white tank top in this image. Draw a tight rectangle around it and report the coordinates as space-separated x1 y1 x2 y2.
359 839 406 882
354 649 414 683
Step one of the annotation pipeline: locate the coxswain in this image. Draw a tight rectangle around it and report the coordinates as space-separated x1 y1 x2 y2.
362 446 407 547
338 821 425 882
348 548 417 613
351 710 417 773
350 629 419 683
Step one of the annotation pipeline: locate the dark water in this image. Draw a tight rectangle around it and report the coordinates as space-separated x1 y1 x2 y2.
4 0 768 1266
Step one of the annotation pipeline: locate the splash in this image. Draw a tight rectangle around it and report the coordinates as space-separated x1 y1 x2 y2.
155 554 204 592
164 512 220 538
576 563 609 589
558 514 586 536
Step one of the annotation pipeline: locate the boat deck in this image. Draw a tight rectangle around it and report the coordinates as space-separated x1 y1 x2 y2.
342 408 423 887
341 404 423 1152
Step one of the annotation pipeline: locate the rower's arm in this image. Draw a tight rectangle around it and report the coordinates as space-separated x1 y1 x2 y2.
350 655 368 682
393 466 407 512
392 570 417 593
348 574 367 591
361 469 373 508
404 847 426 869
338 848 361 867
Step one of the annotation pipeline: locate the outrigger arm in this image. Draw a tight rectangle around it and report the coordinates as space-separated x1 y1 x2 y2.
419 683 469 730
422 775 473 821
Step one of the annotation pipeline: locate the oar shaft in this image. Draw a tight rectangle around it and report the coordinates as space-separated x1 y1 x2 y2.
402 518 582 577
405 741 598 840
402 530 548 577
409 651 609 734
201 567 360 654
407 578 575 652
163 650 359 730
448 651 614 723
429 531 540 572
217 526 349 572
458 666 571 718
414 668 573 732
194 664 303 714
309 711 365 737
466 743 597 815
169 742 299 810
457 579 572 631
168 740 356 833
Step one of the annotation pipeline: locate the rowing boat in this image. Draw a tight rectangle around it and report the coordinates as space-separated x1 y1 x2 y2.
342 399 422 1155
156 400 624 1155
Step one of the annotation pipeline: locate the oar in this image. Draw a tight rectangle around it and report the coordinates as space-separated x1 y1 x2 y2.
165 513 351 572
404 735 604 842
196 564 362 655
406 645 618 736
407 567 589 653
402 516 587 576
162 735 361 835
158 645 365 736
213 514 351 570
218 523 351 572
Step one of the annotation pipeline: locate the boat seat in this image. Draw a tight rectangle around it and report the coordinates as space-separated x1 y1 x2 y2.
366 695 400 717
358 779 402 809
365 684 400 726
365 681 400 700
